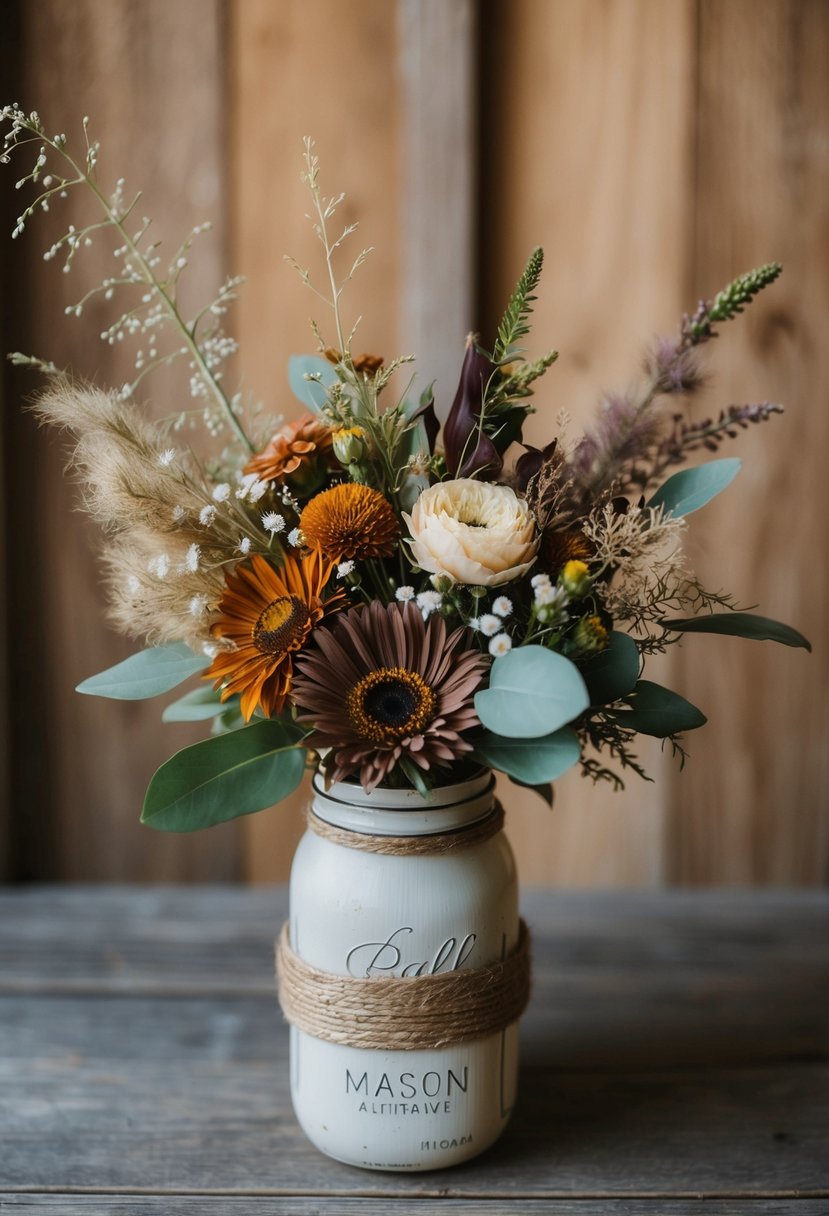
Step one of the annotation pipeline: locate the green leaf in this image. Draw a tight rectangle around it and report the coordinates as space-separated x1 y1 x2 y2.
660 612 812 651
648 458 741 518
473 726 581 783
581 631 640 706
475 646 589 738
162 686 228 722
141 719 307 832
77 643 210 700
288 354 338 413
608 680 706 737
212 700 247 734
508 775 554 808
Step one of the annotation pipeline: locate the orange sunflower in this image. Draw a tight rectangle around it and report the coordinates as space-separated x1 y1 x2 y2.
299 483 400 561
205 549 345 721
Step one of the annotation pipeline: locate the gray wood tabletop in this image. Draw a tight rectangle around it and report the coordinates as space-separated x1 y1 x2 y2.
0 887 827 1215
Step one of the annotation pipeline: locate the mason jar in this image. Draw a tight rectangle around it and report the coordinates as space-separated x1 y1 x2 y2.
285 767 520 1171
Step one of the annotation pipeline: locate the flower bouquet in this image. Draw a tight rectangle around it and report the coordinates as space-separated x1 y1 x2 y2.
1 109 810 825
2 105 813 1173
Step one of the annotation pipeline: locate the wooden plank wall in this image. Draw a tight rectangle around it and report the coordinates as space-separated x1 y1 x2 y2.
0 1 242 881
0 0 826 884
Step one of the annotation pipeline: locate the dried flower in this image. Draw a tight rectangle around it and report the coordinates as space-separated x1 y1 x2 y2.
244 414 335 492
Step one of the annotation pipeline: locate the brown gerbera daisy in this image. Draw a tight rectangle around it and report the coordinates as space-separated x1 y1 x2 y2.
299 483 400 561
292 601 488 792
205 549 345 721
244 414 335 491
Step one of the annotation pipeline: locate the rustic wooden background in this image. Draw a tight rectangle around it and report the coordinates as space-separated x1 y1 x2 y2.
0 0 825 887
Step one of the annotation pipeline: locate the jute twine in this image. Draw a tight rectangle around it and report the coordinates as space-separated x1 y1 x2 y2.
306 800 506 856
276 918 531 1050
276 799 530 1049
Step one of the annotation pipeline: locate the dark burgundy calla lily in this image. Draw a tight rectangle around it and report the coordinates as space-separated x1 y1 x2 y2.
515 439 557 490
443 343 502 479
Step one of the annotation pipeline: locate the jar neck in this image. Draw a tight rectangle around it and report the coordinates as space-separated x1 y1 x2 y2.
310 769 495 838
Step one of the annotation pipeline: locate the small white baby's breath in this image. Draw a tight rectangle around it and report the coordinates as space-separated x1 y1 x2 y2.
468 617 481 632
262 511 286 535
395 585 415 602
416 590 443 616
199 504 217 527
185 543 200 573
337 560 355 578
534 583 567 608
237 536 252 555
531 573 551 589
488 633 513 657
158 447 176 467
212 482 231 503
492 596 513 618
127 575 141 594
478 613 502 637
171 505 186 523
189 594 209 617
287 527 303 548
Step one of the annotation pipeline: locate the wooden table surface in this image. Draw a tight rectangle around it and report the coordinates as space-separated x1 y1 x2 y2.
0 887 827 1215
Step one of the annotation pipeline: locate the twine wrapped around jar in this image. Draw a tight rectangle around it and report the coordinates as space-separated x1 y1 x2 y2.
276 801 531 1051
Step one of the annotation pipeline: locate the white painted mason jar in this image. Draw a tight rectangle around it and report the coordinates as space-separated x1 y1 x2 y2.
286 768 520 1171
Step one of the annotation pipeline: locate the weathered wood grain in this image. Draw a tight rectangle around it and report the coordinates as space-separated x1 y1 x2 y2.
2 1199 829 1215
0 1056 826 1194
0 889 827 1199
669 0 829 884
477 0 698 887
3 0 241 883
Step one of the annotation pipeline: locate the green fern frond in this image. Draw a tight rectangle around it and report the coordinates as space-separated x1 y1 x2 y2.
493 247 544 365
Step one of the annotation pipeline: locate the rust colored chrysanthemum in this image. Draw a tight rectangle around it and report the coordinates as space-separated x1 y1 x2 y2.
299 483 400 561
205 550 345 721
324 348 385 375
244 414 335 489
292 600 488 792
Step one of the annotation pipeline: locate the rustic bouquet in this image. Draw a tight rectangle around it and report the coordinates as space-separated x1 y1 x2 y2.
2 107 810 832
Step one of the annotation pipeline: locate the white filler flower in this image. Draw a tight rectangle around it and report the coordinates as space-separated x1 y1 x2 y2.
403 479 539 587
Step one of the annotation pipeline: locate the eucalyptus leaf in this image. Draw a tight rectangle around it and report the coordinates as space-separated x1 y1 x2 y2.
582 631 640 706
288 354 338 414
472 726 581 783
212 701 247 735
162 686 228 723
474 646 589 738
648 458 741 517
660 612 811 651
609 680 706 737
77 643 210 701
141 719 307 832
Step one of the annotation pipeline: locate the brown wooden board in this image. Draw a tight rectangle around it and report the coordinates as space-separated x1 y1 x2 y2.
0 888 827 1200
2 1200 829 1215
669 0 829 883
3 0 241 884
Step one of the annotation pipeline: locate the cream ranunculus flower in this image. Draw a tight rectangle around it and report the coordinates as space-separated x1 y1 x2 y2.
403 479 540 587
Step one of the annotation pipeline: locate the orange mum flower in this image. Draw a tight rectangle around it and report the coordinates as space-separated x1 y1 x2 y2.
205 550 345 721
244 414 334 490
299 483 400 561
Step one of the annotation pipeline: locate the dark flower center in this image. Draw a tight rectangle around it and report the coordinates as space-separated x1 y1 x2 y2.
253 595 310 656
346 666 436 744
